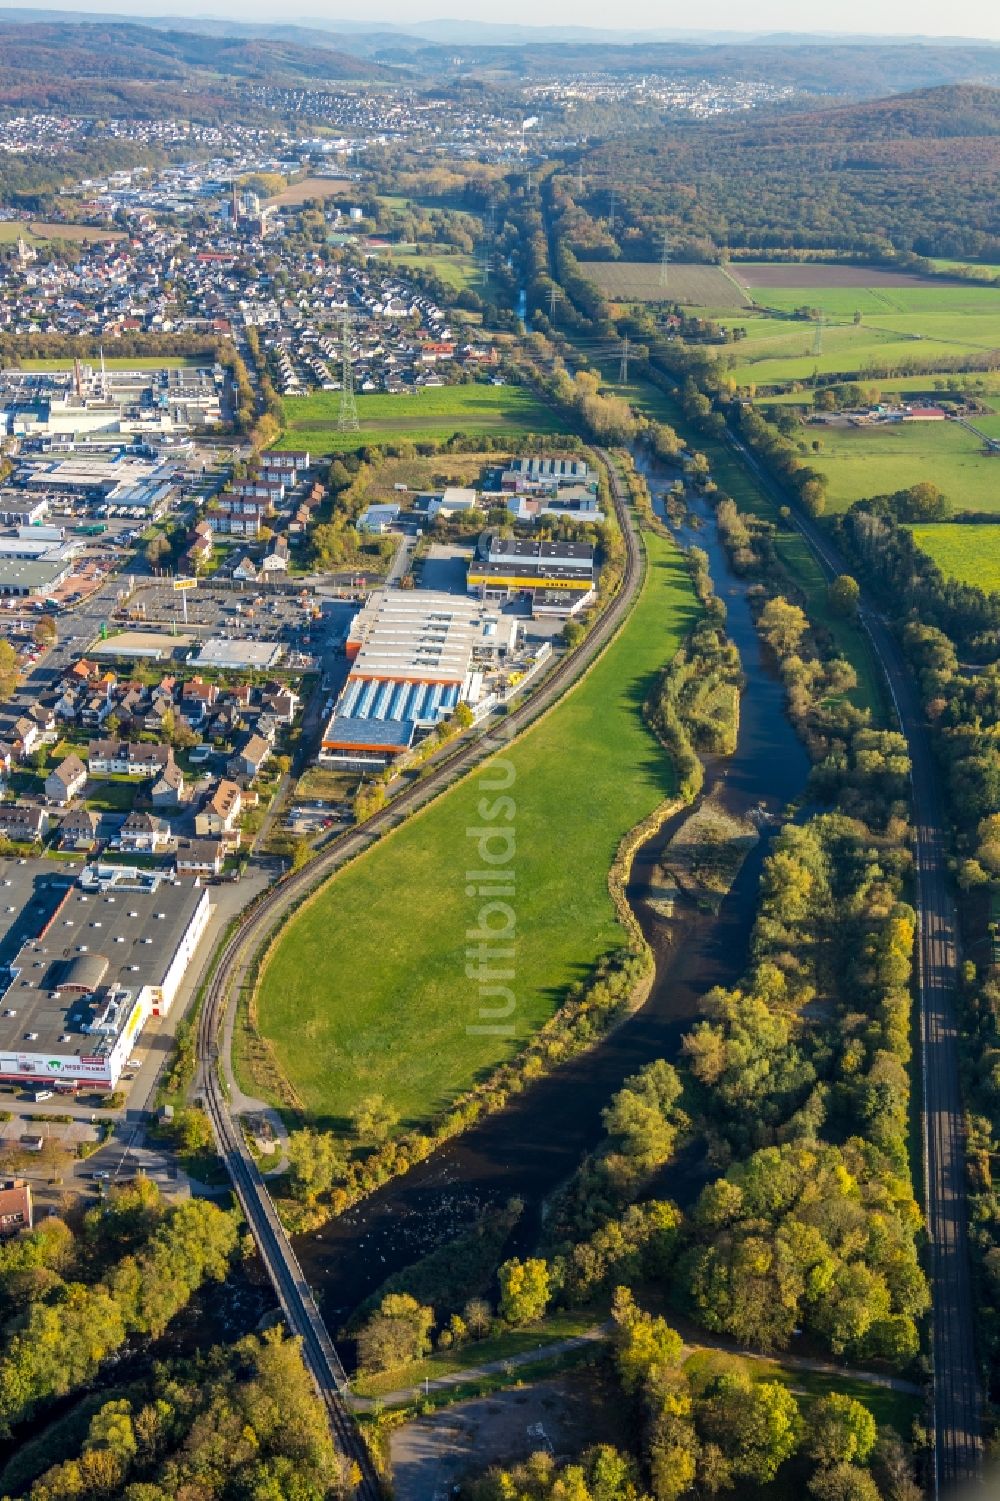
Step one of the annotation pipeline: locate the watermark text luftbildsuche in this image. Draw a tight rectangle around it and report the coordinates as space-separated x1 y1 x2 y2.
465 758 516 1037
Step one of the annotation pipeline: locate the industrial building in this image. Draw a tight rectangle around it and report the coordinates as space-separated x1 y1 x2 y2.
195 638 285 671
0 364 224 440
467 536 595 616
0 554 74 597
18 455 179 516
0 864 211 1091
319 590 519 768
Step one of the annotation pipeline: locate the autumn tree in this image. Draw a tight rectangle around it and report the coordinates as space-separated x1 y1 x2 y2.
356 1293 434 1373
498 1257 552 1325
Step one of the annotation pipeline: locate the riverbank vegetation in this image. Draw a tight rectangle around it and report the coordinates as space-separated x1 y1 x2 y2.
2 1329 347 1501
0 1180 239 1438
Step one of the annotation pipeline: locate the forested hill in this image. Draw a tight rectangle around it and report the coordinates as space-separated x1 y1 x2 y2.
0 19 392 107
772 84 1000 140
575 83 1000 262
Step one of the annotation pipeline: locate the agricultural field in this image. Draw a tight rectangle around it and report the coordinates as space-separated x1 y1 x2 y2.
910 523 1000 591
266 175 350 206
254 527 698 1127
373 243 479 291
274 382 560 455
585 261 750 308
811 420 1000 513
731 262 968 292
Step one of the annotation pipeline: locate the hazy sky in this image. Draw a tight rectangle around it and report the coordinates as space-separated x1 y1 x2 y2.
6 0 1000 38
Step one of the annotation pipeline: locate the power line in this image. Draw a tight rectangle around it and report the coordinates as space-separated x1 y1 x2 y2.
338 309 358 434
481 195 497 285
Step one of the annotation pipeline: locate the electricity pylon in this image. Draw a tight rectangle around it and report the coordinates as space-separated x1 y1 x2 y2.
659 230 671 289
619 334 630 384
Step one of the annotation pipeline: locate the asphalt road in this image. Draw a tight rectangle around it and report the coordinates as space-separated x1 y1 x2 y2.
728 430 981 1494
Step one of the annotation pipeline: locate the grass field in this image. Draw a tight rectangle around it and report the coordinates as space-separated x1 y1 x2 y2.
701 281 1000 387
274 382 560 455
373 243 479 291
585 262 750 308
932 258 1000 283
910 523 1000 591
255 527 698 1128
16 356 204 372
812 421 1000 513
0 220 122 245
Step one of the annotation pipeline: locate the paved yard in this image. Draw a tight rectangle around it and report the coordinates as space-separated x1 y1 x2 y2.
389 1369 627 1501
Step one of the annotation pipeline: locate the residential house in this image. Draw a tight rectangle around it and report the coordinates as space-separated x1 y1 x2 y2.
182 678 218 721
119 810 173 854
11 717 41 759
27 702 57 736
80 692 114 729
262 536 289 574
0 804 48 842
229 732 270 781
262 688 298 725
194 778 242 848
175 838 224 877
0 1179 32 1238
232 556 259 583
44 752 87 806
142 692 176 736
59 806 99 850
88 740 174 777
151 760 185 807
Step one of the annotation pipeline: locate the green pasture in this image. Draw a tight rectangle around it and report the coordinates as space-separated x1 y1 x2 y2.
761 375 1000 407
931 258 1000 282
255 526 698 1128
374 244 479 290
707 283 1000 387
16 357 204 371
749 284 1000 318
274 383 560 455
910 523 1000 591
812 421 1000 513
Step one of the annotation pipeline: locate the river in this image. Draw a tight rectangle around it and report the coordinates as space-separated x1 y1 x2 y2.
294 449 811 1340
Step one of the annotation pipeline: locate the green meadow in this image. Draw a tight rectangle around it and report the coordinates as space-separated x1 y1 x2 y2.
255 526 697 1127
274 383 559 455
911 524 1000 592
812 421 1000 513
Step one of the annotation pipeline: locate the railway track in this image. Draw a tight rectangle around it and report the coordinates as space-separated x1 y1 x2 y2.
726 428 981 1494
195 450 643 1481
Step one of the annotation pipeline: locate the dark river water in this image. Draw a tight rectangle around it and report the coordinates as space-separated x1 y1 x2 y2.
294 451 811 1342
